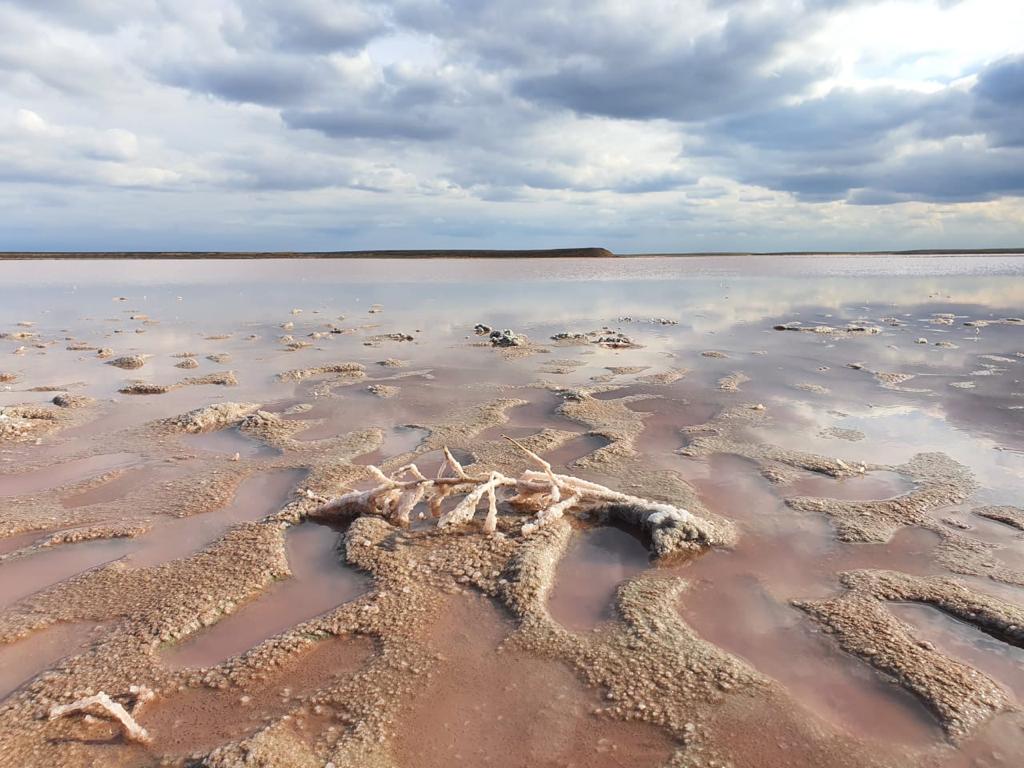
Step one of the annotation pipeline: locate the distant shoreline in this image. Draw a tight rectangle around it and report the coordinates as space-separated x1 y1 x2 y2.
0 248 615 260
0 247 1021 259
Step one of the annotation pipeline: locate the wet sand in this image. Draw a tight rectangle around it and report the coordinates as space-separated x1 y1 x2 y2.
0 255 1023 767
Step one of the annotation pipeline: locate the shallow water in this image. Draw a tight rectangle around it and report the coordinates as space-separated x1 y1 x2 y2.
394 594 677 768
127 468 304 568
2 255 1023 765
0 453 139 497
0 621 106 701
161 522 369 668
144 634 374 755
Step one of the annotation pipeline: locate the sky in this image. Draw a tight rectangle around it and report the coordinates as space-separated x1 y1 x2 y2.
1 0 1022 253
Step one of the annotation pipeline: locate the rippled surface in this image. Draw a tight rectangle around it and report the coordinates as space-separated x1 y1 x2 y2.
2 255 1023 765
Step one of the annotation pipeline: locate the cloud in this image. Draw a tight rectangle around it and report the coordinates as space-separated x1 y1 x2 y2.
160 57 327 107
283 108 454 140
0 0 1021 250
972 53 1024 147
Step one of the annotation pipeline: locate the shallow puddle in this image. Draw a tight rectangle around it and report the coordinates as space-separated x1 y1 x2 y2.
127 469 304 568
353 425 429 466
0 622 105 701
161 522 369 668
542 433 610 471
677 453 944 745
889 602 1024 701
393 594 677 768
182 428 278 458
0 453 139 497
0 537 135 609
60 462 190 508
0 530 42 556
788 470 915 502
548 525 651 631
144 634 374 755
680 574 942 746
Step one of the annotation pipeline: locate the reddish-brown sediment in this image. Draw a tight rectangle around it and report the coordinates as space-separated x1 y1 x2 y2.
143 633 374 756
160 522 368 669
2 264 1024 768
0 453 139 497
0 622 106 701
393 594 678 768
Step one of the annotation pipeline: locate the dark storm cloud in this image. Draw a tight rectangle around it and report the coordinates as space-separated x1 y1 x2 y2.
865 145 1024 202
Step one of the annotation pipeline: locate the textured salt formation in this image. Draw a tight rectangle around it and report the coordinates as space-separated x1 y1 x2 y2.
314 437 728 555
240 410 382 456
158 402 261 434
118 371 238 395
0 405 63 442
773 322 882 337
717 372 750 392
49 688 153 744
106 355 147 370
795 568 1022 740
277 362 366 381
636 367 688 385
51 394 93 409
679 404 875 484
820 426 866 441
786 453 977 543
366 384 399 398
974 506 1024 531
538 358 587 375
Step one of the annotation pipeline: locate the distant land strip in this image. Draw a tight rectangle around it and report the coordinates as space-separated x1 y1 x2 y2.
0 248 615 260
0 247 1022 259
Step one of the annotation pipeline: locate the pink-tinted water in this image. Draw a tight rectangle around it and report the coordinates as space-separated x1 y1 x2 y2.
678 454 943 744
0 621 106 701
60 462 190 508
0 537 135 609
182 428 277 458
889 602 1024 701
394 594 677 768
0 453 139 497
548 526 650 631
128 469 304 568
161 522 369 668
788 470 915 501
143 634 374 755
0 530 41 556
353 425 429 466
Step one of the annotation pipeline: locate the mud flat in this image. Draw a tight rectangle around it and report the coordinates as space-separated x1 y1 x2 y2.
0 255 1023 767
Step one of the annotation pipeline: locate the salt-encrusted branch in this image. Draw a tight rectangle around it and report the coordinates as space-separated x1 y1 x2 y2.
312 436 727 557
49 689 153 744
